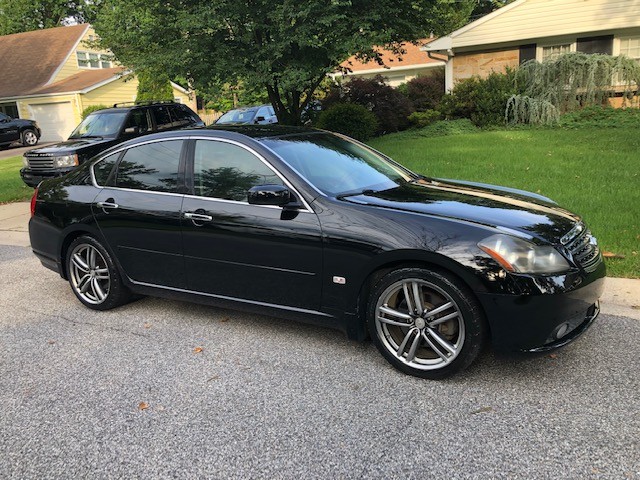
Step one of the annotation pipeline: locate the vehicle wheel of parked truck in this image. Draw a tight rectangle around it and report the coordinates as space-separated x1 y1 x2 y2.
21 129 38 146
66 236 131 310
368 267 485 379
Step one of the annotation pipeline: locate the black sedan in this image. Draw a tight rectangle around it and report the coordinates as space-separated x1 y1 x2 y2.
28 126 605 379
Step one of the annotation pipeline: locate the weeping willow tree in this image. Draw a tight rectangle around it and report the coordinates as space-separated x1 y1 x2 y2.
506 53 640 125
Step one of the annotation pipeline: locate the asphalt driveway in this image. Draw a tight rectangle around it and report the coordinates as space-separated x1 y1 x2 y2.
1 244 638 479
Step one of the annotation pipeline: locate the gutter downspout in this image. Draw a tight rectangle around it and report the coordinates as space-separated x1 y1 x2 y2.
427 50 454 93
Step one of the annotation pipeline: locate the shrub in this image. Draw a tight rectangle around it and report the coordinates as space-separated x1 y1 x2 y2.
439 70 518 127
408 110 441 128
316 103 378 140
81 104 109 119
323 75 414 134
403 70 446 111
558 105 640 128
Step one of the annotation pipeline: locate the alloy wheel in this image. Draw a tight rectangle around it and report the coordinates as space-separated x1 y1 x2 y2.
375 278 465 371
69 243 111 305
24 131 38 145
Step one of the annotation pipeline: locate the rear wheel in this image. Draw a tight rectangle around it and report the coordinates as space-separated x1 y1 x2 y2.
66 235 131 310
367 267 485 379
21 129 38 146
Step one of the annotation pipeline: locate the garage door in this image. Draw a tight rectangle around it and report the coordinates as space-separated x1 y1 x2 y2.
28 102 77 142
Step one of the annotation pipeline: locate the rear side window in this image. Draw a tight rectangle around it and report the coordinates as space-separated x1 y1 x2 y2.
170 105 194 126
153 106 173 131
116 140 183 192
93 152 120 186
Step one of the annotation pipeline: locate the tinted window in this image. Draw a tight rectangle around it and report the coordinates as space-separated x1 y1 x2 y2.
170 105 193 126
153 106 173 130
93 152 120 186
193 140 282 201
0 113 9 122
124 110 150 133
262 133 413 196
116 140 183 192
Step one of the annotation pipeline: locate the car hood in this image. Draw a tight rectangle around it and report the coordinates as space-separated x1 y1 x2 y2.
25 137 115 155
342 178 580 244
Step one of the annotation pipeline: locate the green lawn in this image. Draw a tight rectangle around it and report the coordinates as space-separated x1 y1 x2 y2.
369 128 640 278
0 156 32 204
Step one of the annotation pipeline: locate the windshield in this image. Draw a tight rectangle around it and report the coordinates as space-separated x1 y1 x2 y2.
261 133 415 197
69 112 128 138
216 108 257 124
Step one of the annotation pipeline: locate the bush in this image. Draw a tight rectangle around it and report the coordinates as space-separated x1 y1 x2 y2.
323 75 413 134
316 103 378 140
82 104 109 119
403 71 446 112
558 105 640 128
439 70 518 127
408 110 441 128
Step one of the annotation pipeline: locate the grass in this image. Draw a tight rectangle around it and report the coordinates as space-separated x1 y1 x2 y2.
0 156 32 204
369 127 640 278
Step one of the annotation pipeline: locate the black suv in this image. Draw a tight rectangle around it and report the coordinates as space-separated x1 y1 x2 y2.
0 113 41 149
20 101 204 187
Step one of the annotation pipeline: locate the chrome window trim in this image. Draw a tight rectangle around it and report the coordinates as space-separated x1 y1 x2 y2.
90 135 314 213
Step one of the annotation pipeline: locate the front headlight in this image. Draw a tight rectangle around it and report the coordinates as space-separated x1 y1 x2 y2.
22 156 29 168
478 234 570 274
53 154 78 168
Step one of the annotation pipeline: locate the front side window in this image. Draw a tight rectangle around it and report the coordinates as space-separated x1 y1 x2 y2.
69 112 128 138
124 110 150 133
0 113 9 122
261 133 414 197
193 140 282 201
116 140 183 192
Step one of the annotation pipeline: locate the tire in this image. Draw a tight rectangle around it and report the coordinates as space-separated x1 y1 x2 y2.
21 129 39 146
66 235 131 310
367 267 485 379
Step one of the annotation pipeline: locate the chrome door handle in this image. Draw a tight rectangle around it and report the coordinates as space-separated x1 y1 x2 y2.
184 212 213 222
96 201 119 210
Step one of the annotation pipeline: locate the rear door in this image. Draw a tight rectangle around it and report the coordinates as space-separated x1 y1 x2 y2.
181 138 323 310
92 139 187 288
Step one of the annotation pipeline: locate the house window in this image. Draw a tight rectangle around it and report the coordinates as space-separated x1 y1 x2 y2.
542 44 571 61
619 37 640 60
77 51 113 69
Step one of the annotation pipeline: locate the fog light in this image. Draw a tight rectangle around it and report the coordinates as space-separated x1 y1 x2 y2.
554 323 570 339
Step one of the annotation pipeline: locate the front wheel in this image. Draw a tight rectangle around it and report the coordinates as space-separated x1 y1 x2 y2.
21 129 39 146
367 267 485 379
66 235 131 310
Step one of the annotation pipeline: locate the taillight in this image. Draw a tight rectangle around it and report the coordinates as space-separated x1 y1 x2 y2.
30 187 38 217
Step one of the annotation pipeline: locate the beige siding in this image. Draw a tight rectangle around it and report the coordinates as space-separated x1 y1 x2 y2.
454 0 640 49
80 76 138 110
452 49 519 82
51 27 115 84
172 88 197 111
17 94 83 128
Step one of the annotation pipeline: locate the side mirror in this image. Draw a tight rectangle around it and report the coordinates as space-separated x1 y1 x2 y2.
254 116 265 123
248 184 290 207
124 126 140 134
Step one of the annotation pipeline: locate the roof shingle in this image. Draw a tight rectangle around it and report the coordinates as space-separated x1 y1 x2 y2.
0 24 89 98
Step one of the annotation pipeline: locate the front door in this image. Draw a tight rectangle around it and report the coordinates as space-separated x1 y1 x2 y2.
181 139 323 310
92 139 187 288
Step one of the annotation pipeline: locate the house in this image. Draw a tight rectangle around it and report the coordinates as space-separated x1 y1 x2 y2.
424 0 640 97
0 24 196 141
336 40 445 87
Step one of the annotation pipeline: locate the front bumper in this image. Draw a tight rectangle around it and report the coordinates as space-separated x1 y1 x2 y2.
477 266 605 352
20 167 74 188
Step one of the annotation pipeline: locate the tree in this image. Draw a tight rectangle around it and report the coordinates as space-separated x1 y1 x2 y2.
93 0 476 125
136 70 174 102
0 0 87 35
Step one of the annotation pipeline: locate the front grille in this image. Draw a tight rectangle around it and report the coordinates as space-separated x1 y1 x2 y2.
25 156 54 171
563 223 601 272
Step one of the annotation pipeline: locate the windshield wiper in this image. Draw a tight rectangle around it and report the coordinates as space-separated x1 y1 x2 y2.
79 135 104 139
336 189 377 200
